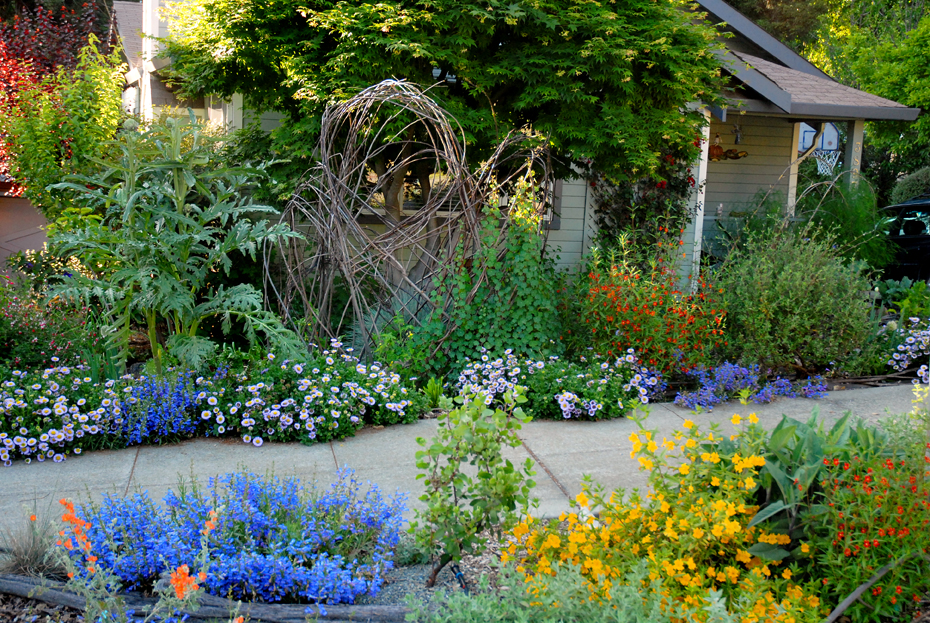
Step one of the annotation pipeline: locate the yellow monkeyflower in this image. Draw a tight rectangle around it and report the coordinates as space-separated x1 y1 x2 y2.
748 413 759 424
576 491 590 508
678 463 690 475
744 477 757 489
683 419 695 429
692 528 705 539
800 543 810 554
731 414 741 425
782 569 792 580
647 440 658 453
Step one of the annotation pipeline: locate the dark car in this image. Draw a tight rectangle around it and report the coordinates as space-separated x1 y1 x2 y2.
883 197 930 282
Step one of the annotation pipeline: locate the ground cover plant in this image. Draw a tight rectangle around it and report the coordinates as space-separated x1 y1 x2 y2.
455 349 663 420
61 469 404 605
885 317 930 374
408 560 740 623
0 340 421 466
674 362 828 412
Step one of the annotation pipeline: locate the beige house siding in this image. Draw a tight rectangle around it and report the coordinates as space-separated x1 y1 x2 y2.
547 178 596 271
702 113 796 256
704 114 795 213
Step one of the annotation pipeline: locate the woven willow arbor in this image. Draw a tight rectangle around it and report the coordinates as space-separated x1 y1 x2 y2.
266 80 552 356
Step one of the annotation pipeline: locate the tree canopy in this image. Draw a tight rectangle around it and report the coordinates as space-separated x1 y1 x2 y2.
162 0 725 182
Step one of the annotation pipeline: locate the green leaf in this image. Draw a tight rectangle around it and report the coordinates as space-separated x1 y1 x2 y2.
748 500 790 527
747 542 790 561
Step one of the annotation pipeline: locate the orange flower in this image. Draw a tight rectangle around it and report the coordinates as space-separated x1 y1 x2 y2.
170 565 200 600
29 514 37 522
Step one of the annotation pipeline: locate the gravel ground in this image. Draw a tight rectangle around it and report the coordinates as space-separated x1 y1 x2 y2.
0 594 82 623
357 548 502 608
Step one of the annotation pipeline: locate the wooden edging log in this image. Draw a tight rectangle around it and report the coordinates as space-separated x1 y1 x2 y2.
0 573 412 623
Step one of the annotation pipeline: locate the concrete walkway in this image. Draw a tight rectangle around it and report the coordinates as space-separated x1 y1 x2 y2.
1 384 925 533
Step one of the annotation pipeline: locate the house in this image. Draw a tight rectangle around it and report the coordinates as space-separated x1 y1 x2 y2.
550 0 919 275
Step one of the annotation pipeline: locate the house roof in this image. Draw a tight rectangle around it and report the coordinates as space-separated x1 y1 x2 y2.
113 0 144 69
697 0 920 122
728 51 917 120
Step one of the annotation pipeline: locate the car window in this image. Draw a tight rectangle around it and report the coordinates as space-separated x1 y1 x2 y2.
898 208 930 236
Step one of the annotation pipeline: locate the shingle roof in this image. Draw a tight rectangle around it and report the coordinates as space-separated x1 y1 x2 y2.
730 51 909 112
113 1 144 69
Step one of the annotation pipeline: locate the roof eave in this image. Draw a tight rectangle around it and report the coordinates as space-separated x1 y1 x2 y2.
716 50 791 113
789 102 920 121
715 97 921 121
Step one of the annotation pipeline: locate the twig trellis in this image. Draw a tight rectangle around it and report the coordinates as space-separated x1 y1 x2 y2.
265 79 551 355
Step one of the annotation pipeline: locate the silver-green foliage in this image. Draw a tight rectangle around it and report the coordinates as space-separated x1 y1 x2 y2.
406 560 742 623
716 229 873 373
51 115 304 373
410 389 536 586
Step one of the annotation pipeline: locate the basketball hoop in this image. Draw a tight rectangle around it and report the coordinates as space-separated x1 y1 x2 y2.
812 149 841 176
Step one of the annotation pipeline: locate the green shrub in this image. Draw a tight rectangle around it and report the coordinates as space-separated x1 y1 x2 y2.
409 178 561 375
579 232 726 375
409 389 536 587
798 182 895 269
891 165 930 205
50 114 303 374
715 229 873 373
407 560 738 623
0 37 124 222
0 275 98 369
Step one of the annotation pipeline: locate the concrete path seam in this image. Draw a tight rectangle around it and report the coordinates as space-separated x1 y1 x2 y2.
123 447 142 498
328 442 339 469
653 402 686 420
519 438 571 501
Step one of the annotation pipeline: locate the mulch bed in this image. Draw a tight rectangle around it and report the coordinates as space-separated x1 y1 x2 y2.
0 593 82 623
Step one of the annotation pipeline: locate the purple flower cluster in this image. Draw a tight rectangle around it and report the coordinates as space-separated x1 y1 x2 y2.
674 362 827 411
67 469 405 605
193 341 417 446
456 348 664 420
885 317 930 376
0 340 422 466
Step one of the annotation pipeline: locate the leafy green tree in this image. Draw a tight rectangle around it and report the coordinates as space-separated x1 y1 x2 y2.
161 0 724 185
840 15 930 179
807 0 927 87
727 0 832 52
